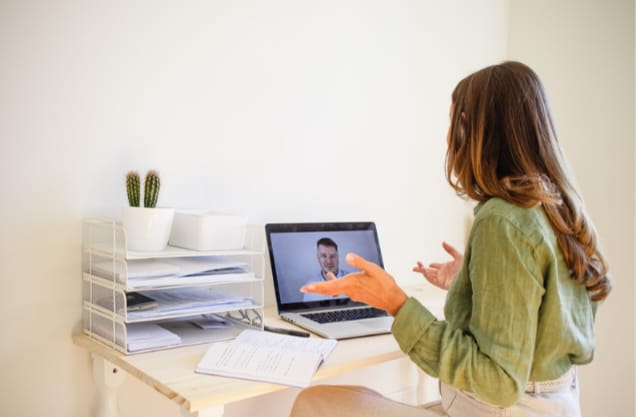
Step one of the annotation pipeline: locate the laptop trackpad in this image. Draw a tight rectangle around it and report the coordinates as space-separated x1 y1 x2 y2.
361 318 392 329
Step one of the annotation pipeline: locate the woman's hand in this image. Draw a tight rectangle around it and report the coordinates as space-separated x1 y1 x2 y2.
412 241 463 290
300 253 409 316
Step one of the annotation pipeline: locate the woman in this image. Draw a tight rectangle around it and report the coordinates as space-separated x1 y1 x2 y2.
289 61 611 417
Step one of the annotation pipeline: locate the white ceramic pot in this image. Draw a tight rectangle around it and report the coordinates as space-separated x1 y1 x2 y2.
122 206 175 252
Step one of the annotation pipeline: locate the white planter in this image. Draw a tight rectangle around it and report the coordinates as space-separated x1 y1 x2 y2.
122 206 175 252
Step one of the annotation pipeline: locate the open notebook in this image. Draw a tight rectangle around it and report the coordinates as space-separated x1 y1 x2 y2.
196 329 337 387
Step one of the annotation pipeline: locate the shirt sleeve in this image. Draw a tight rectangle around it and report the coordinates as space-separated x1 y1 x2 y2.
392 214 545 407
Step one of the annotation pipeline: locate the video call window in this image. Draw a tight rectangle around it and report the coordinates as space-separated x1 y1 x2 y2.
268 229 382 304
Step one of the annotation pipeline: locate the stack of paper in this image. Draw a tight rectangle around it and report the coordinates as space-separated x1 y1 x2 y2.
92 256 253 289
126 287 255 321
126 322 181 352
196 329 337 387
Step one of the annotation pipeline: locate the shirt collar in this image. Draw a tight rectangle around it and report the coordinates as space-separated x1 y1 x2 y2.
473 200 487 215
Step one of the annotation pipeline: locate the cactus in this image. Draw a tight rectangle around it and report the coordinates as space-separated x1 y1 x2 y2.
125 169 162 208
143 170 161 208
126 171 141 207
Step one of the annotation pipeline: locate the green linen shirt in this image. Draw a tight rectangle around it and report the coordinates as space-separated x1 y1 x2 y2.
392 197 597 407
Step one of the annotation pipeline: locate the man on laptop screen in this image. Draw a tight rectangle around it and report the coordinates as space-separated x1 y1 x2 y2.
302 237 350 302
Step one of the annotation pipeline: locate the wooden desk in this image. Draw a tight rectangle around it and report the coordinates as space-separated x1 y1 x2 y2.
74 307 408 417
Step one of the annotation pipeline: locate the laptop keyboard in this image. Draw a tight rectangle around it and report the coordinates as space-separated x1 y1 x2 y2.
301 307 387 324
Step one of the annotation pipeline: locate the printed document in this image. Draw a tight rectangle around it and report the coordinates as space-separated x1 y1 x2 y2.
196 329 337 387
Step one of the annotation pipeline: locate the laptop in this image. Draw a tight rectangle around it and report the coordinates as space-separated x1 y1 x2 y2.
265 222 393 339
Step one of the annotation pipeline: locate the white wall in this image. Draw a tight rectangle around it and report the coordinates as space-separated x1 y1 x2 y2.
508 1 635 417
0 1 508 417
6 2 632 417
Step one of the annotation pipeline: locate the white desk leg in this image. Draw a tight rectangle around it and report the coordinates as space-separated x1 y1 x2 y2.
180 405 225 417
92 354 126 417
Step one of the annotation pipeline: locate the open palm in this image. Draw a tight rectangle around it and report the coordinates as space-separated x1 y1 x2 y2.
413 241 463 290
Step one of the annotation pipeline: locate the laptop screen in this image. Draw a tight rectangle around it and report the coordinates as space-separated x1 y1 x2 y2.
265 222 384 311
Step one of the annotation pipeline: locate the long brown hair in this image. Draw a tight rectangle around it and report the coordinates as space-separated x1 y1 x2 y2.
446 61 610 301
